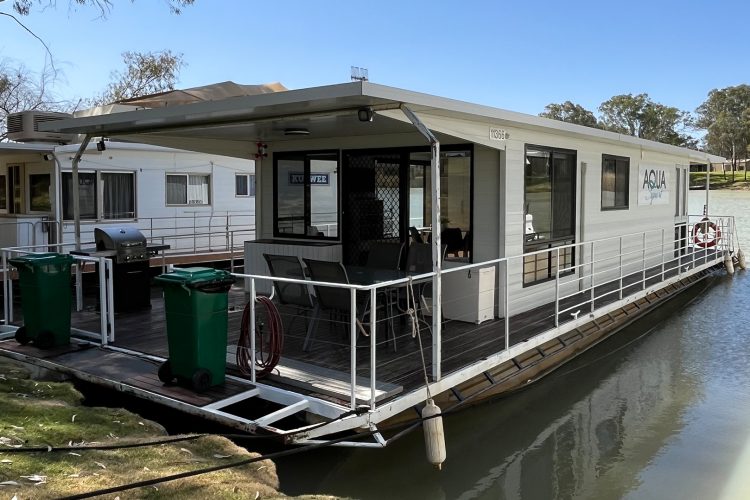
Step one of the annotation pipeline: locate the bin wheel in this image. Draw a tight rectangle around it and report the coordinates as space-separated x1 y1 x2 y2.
158 360 174 384
15 326 29 345
35 330 55 349
191 369 212 393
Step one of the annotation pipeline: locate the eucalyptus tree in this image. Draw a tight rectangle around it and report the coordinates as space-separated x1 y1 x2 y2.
539 101 601 128
695 85 750 179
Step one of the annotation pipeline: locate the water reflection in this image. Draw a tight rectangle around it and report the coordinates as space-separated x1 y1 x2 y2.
276 191 750 500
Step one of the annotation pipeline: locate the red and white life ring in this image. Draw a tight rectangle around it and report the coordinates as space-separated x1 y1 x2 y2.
692 218 721 248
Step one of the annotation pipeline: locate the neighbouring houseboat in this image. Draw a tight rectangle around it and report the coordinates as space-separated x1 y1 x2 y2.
0 81 738 450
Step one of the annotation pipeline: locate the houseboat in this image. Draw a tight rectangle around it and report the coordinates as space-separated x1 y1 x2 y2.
0 81 273 262
0 81 738 451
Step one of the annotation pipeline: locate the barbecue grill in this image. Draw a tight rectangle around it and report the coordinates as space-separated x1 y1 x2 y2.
73 227 169 312
95 227 149 264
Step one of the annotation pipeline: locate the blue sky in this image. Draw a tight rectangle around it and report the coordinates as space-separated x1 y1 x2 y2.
1 0 749 119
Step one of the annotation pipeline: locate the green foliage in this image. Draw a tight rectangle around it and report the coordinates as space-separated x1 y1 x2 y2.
695 85 750 166
598 93 696 147
92 50 184 105
539 101 600 128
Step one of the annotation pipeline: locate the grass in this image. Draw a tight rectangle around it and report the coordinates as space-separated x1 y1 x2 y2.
690 171 750 190
0 358 336 499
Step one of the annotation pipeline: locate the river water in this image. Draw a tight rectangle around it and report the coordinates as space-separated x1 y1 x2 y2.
275 190 750 500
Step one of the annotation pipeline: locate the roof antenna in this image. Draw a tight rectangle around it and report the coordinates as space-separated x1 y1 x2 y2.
351 66 369 82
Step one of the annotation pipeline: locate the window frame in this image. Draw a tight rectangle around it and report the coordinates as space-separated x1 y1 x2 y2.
235 173 255 197
165 173 212 207
27 173 52 213
101 170 137 221
0 173 6 213
273 149 340 241
61 170 137 221
523 143 577 286
601 154 630 211
61 170 98 221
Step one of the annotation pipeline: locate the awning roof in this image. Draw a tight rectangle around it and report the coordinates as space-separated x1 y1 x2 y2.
40 81 724 163
0 142 55 153
115 81 288 108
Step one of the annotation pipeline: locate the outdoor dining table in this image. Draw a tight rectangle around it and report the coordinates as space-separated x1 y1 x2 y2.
344 265 409 286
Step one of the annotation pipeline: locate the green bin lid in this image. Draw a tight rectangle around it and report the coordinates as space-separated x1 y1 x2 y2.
155 267 235 288
8 253 74 267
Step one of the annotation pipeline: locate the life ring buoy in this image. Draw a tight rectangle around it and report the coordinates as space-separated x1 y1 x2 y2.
692 218 721 248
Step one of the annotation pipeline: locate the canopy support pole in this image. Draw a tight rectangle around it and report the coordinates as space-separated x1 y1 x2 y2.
72 135 92 251
401 105 441 381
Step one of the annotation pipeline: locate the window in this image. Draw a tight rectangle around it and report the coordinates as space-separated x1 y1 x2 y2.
0 174 6 211
102 172 135 219
235 174 255 197
166 174 210 205
601 155 629 210
61 171 135 220
274 151 338 239
524 145 576 285
62 172 97 220
28 174 51 212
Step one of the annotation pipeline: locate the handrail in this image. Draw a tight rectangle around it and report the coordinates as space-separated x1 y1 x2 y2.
2 214 735 413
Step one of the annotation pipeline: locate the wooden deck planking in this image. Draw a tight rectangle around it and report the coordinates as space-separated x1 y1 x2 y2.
2 252 721 406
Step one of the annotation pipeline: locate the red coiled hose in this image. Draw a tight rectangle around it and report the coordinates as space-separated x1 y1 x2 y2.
238 296 283 378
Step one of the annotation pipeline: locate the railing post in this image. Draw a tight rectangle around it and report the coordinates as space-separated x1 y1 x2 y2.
350 287 357 411
226 214 230 252
661 228 665 282
504 260 510 351
75 261 83 312
106 258 115 343
642 232 647 290
2 250 10 325
590 242 595 314
370 287 377 411
554 247 560 328
230 231 235 273
691 224 696 271
250 278 257 384
619 236 623 300
193 213 197 254
98 257 107 345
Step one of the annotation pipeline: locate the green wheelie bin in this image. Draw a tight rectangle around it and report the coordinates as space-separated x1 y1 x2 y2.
154 267 236 392
9 253 74 348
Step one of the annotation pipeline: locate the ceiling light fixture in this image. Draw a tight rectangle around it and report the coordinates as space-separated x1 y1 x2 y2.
284 128 310 136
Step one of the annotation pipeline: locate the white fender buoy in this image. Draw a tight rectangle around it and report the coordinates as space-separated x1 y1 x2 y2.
738 249 746 270
422 399 446 470
725 253 735 275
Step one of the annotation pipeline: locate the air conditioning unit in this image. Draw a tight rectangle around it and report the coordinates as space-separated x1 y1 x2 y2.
6 111 75 144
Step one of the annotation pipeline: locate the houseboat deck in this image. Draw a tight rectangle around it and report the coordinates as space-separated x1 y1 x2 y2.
2 248 719 408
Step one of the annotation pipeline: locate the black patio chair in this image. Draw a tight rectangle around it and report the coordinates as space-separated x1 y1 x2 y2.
302 258 394 351
366 242 404 270
441 227 465 258
263 253 315 338
409 226 425 244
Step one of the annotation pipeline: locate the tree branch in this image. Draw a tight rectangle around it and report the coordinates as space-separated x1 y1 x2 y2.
0 11 56 75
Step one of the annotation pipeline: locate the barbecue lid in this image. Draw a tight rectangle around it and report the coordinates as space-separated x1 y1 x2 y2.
95 226 146 250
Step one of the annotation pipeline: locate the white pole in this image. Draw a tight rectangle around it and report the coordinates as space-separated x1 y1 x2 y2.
72 135 92 252
401 105 441 382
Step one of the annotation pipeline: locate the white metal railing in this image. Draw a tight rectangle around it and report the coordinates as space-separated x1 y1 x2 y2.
0 214 736 417
60 212 256 256
1 242 114 345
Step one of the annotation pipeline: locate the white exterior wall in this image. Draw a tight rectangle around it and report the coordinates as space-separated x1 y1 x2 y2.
253 113 700 317
54 143 256 252
499 125 694 316
0 152 56 249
